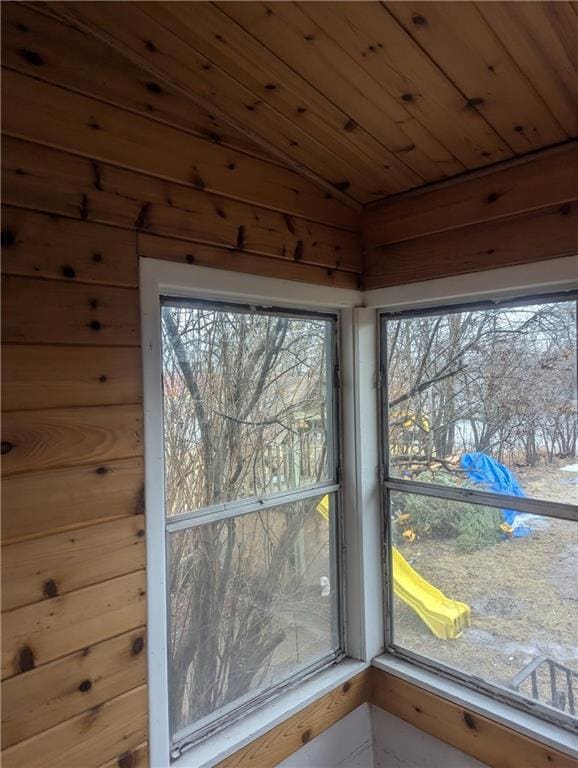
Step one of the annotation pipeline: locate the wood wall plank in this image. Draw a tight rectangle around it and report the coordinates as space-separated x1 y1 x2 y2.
2 571 146 679
2 276 139 347
1 67 358 227
2 344 142 411
97 742 148 768
0 14 361 765
2 627 146 748
1 457 144 543
1 684 148 768
137 233 359 289
2 515 145 612
4 4 574 763
2 137 361 272
1 2 278 162
1 206 138 287
363 143 578 248
372 668 576 768
217 670 373 768
364 202 578 288
1 404 142 477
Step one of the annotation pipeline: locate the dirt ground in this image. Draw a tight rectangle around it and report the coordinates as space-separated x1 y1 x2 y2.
516 460 578 505
393 462 577 713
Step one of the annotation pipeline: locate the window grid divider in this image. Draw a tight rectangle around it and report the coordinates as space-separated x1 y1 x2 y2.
165 482 341 533
382 477 578 522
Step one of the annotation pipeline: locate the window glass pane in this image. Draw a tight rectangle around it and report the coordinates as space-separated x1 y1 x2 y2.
385 298 578 507
168 493 339 739
388 490 578 721
162 303 334 516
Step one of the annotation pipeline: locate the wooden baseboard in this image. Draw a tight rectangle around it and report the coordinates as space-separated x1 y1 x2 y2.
220 666 576 768
372 668 576 768
217 669 372 768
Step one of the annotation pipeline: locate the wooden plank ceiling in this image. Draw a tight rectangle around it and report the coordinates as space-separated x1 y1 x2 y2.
47 1 578 208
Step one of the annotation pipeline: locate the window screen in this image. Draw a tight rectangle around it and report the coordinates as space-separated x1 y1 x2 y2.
161 299 343 750
380 294 578 728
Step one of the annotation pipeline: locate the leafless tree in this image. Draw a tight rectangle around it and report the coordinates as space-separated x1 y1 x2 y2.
162 306 336 733
387 300 577 475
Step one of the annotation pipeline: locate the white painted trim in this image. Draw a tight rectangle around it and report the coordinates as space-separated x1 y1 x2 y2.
372 656 578 759
143 257 361 309
363 254 578 309
339 308 361 659
174 660 369 768
371 258 578 740
339 308 383 661
141 256 577 765
140 258 365 767
140 261 171 767
351 307 384 660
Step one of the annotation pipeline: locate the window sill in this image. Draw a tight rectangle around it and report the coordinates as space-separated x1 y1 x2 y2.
171 659 369 768
372 655 578 760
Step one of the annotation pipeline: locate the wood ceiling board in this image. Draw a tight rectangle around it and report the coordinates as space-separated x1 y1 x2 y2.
25 1 578 204
218 1 456 185
131 3 370 204
386 2 570 153
2 3 278 164
475 1 578 137
42 1 364 208
142 2 406 199
298 2 509 171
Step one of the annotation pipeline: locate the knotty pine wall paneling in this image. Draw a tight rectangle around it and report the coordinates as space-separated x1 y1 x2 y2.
5 5 575 767
363 142 578 289
0 6 362 767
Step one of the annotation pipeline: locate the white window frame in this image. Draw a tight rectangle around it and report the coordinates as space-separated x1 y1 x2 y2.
142 255 578 766
366 255 578 735
163 298 343 753
140 259 381 767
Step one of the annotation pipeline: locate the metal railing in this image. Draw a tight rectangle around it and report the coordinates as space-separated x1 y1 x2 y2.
511 655 578 716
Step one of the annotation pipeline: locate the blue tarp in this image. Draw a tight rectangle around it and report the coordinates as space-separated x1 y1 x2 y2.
460 452 531 537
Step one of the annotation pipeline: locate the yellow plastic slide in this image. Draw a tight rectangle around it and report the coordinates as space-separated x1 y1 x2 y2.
315 496 470 641
392 547 471 640
317 494 330 521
